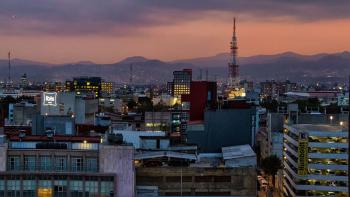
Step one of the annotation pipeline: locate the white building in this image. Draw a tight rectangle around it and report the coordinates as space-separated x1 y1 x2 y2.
112 129 166 149
40 92 98 124
283 124 348 197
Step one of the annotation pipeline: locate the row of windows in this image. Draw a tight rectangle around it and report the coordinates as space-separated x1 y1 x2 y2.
309 136 348 143
284 175 347 197
308 158 348 165
0 179 113 197
75 86 99 89
309 147 348 154
308 169 348 176
8 156 98 172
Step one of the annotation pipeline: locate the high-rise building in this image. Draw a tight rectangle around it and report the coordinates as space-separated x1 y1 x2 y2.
283 123 348 197
65 80 73 92
43 82 65 92
181 81 217 121
167 69 192 99
101 81 114 95
66 77 102 98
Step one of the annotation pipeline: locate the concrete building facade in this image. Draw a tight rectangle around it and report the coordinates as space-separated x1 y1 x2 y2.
136 167 256 196
40 92 98 125
283 124 348 197
0 135 135 197
144 111 171 131
186 108 256 153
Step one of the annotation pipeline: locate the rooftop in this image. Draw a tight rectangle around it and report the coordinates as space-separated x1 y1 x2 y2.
222 144 256 160
8 135 100 142
286 124 347 132
135 151 196 160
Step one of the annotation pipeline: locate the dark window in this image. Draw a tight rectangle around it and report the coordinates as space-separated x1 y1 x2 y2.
195 176 212 182
55 156 67 172
213 176 231 182
85 157 98 172
40 156 52 171
24 156 36 171
7 156 20 171
71 157 83 172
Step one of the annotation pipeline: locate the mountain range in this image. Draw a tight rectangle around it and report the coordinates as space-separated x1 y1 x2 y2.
0 51 349 84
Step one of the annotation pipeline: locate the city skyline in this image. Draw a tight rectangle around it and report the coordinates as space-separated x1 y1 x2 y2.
0 1 350 63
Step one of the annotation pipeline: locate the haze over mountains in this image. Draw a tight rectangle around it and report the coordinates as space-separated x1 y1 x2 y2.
0 51 349 84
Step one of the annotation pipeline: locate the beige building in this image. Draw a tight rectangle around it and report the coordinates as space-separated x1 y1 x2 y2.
0 135 135 197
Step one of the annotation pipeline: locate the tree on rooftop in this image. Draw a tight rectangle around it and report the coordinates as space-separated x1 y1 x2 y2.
260 155 282 189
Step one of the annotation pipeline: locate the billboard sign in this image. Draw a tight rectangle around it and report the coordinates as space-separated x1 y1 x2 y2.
43 92 57 106
297 132 308 176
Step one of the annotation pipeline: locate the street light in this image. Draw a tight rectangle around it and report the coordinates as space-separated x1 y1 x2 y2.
329 116 333 125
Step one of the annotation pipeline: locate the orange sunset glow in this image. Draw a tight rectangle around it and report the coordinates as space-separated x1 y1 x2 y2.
0 1 349 63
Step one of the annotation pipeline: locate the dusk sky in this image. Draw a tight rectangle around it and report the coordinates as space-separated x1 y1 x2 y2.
1 0 350 64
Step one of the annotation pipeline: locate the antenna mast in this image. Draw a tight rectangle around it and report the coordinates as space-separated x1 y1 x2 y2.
129 64 133 84
8 51 11 83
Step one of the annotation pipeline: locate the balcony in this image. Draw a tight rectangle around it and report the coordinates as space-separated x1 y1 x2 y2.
283 161 348 182
309 142 348 148
308 152 348 160
309 163 348 171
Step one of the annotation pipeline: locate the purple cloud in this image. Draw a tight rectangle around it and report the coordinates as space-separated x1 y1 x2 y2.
0 0 349 36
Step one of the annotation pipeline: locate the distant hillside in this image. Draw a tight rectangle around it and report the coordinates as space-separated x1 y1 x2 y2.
0 51 349 84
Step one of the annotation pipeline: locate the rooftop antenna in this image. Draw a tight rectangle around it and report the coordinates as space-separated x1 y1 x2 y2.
8 51 11 83
129 64 133 84
205 69 208 81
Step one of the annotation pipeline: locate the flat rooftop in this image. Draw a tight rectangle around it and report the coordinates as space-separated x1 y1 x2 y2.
286 123 347 132
222 144 256 160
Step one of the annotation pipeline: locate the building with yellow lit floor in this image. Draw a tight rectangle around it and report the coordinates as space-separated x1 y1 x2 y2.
225 87 246 100
0 134 135 197
283 123 348 197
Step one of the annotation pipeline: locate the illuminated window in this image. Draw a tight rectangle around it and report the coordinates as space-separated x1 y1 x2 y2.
38 180 52 197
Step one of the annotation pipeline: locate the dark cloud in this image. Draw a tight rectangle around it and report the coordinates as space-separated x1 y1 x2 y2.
0 0 349 36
